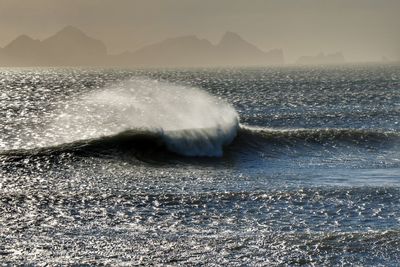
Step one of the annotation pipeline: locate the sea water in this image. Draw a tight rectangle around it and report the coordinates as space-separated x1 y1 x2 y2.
0 64 399 265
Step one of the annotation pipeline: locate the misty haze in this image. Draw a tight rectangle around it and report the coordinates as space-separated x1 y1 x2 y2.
0 0 399 266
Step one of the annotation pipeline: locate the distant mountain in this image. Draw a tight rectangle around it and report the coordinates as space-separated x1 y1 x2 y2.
120 31 284 67
41 26 107 65
0 26 284 67
2 35 43 66
119 35 217 67
216 32 283 66
0 26 107 66
296 52 345 65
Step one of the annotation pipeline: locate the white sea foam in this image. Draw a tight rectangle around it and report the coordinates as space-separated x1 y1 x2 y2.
49 77 239 156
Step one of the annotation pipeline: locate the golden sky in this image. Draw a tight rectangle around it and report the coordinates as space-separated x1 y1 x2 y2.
0 0 399 62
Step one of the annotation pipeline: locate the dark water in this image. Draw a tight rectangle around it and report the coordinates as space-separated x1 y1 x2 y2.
1 65 400 265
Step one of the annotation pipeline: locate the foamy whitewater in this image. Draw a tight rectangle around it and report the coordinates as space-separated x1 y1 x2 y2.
14 78 238 156
1 65 400 265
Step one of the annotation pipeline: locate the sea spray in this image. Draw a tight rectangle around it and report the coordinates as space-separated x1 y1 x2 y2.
45 77 239 156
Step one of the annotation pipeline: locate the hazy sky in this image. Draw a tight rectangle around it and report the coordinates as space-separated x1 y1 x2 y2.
0 0 399 63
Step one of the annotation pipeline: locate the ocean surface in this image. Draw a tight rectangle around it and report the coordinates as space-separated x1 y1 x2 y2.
0 64 399 265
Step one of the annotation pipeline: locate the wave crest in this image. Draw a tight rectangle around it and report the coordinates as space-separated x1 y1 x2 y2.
163 120 239 156
1 77 239 157
2 125 398 160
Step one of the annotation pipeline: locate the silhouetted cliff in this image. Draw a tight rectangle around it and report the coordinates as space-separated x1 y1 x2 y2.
41 26 107 66
118 31 284 67
2 35 43 66
215 32 284 66
0 26 107 66
0 27 284 67
120 35 217 67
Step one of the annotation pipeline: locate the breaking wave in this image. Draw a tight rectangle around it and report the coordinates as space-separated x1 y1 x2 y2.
1 77 239 157
1 126 398 160
0 77 398 160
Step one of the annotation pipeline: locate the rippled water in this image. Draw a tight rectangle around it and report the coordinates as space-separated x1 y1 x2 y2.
1 65 400 265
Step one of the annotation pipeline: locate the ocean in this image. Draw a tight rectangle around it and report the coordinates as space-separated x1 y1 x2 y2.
0 64 399 265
